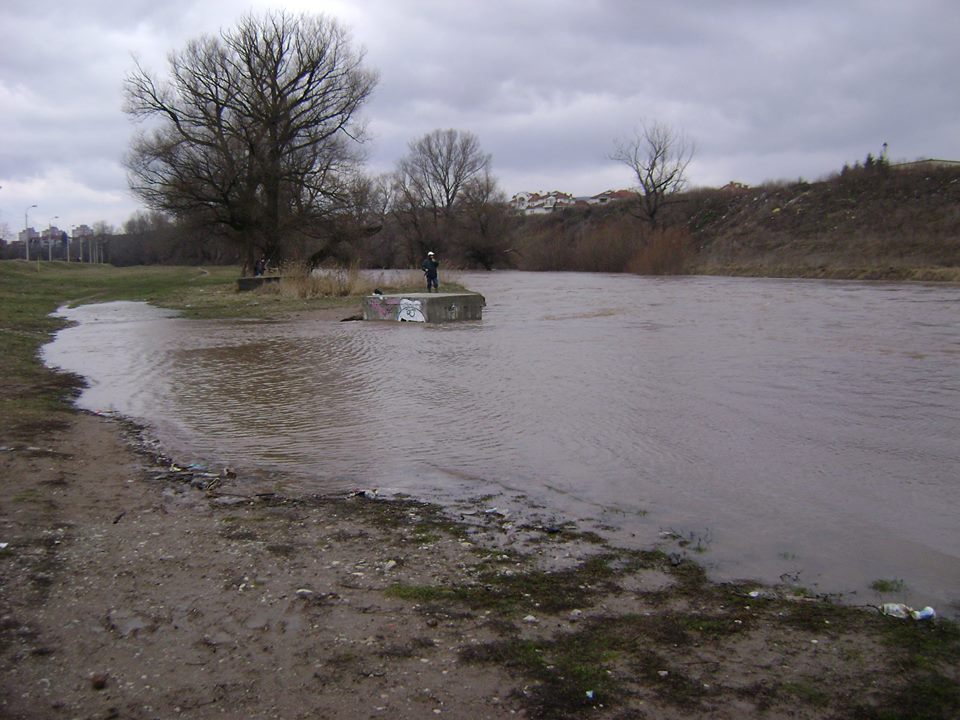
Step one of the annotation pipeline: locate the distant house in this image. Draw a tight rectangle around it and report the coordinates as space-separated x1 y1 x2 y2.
720 181 750 192
510 191 577 215
585 189 634 205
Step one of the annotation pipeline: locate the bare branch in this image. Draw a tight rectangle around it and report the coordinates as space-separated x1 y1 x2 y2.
611 120 695 228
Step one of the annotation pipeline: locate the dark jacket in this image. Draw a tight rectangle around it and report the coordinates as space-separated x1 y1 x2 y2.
421 257 439 278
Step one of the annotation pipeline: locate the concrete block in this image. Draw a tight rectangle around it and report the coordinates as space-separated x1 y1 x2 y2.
362 292 485 323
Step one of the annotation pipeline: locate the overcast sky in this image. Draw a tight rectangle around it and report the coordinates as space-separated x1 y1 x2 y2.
1 0 958 235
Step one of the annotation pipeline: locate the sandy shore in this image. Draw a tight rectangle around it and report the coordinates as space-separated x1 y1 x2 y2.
1 408 957 718
2 412 538 719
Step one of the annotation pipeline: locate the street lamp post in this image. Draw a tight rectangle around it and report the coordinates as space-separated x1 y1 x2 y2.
47 216 59 262
24 204 37 261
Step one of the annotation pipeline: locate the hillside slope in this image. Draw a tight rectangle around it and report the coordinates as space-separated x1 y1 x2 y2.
682 164 960 280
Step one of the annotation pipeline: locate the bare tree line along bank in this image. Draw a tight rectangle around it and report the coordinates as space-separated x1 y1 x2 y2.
38 161 954 282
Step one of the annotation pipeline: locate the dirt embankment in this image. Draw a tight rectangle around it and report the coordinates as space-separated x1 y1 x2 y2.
2 410 959 719
684 164 960 278
507 163 960 281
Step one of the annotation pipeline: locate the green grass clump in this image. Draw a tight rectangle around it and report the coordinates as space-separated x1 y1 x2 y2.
870 578 907 594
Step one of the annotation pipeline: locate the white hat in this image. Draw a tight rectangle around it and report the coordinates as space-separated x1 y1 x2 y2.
427 251 435 256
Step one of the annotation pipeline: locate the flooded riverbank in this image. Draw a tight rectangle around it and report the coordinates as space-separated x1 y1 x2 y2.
43 272 960 614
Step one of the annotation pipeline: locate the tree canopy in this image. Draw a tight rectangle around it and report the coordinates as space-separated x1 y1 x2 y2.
389 128 500 263
124 11 377 273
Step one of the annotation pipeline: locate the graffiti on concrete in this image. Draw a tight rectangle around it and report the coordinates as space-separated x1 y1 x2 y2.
365 296 426 322
363 292 483 322
398 298 425 322
367 297 396 319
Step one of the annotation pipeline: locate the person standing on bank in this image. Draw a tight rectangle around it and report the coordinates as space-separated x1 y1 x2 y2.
421 251 439 293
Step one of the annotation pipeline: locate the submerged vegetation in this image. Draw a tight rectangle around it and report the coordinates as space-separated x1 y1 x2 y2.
0 262 415 437
0 263 224 437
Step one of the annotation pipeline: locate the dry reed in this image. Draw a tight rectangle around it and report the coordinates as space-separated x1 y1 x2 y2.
256 262 431 298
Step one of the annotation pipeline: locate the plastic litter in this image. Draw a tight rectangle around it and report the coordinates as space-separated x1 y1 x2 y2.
880 603 911 619
879 603 937 620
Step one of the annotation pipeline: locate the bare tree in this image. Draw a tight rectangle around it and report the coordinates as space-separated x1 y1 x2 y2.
612 120 694 228
454 169 514 269
391 128 493 262
396 129 490 220
124 11 377 274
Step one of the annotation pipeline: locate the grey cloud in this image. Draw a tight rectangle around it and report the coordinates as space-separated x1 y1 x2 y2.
2 0 959 229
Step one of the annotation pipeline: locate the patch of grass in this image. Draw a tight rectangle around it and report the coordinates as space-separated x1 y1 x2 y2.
780 679 831 706
675 614 750 638
776 598 864 634
879 616 960 668
378 636 435 658
518 520 609 543
629 651 709 709
385 583 460 604
462 610 751 716
342 495 469 543
475 554 625 614
387 545 718 626
264 543 296 557
854 673 960 720
462 636 618 717
12 489 43 503
665 556 711 592
387 553 627 616
870 578 907 594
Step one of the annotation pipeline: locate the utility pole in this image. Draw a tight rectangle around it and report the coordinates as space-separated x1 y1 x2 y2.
24 204 37 261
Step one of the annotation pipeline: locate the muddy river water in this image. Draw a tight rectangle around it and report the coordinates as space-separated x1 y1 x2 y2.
43 272 960 614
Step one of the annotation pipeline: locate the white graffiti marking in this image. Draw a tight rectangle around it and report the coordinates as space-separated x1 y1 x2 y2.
398 298 425 322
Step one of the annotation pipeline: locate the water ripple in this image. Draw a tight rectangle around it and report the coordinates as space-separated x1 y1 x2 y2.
43 273 960 615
